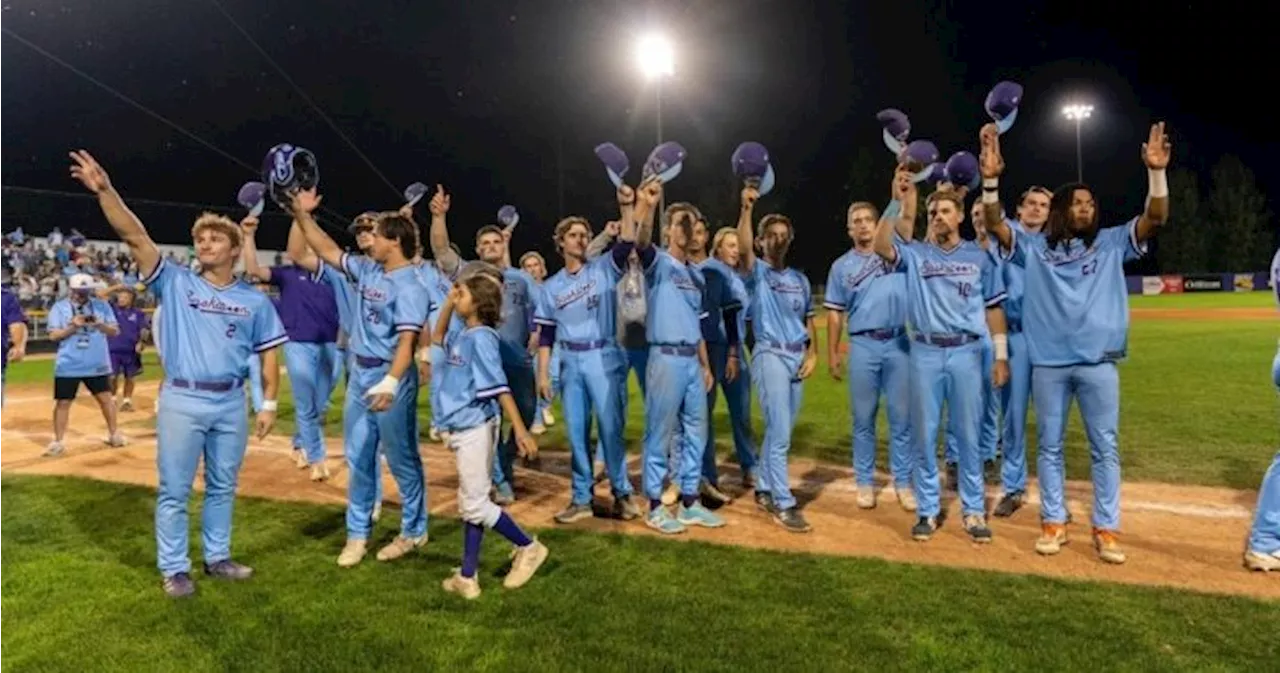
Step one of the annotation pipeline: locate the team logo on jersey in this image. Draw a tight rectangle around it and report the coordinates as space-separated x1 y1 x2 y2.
766 274 805 295
446 346 466 367
1038 244 1096 267
845 258 890 289
920 260 979 279
361 285 389 303
555 280 597 309
185 291 250 317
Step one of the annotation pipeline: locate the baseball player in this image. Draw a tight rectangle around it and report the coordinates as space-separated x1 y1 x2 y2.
44 272 127 456
535 212 641 524
425 189 539 506
70 150 286 598
242 217 341 482
686 216 753 503
632 189 722 534
736 185 819 533
520 251 558 434
1243 245 1280 572
2 283 29 406
431 273 548 599
244 284 276 415
980 121 1171 563
290 189 432 568
708 227 759 489
105 285 148 412
873 166 1010 544
825 200 915 511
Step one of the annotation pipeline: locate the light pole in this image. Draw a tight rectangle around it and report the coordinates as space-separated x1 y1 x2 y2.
1062 103 1093 183
636 34 674 214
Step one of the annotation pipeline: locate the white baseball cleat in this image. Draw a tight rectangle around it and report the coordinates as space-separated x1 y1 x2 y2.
856 485 876 509
1244 549 1280 572
892 486 918 512
105 433 127 448
293 449 309 469
310 462 330 482
337 539 367 568
542 408 555 427
44 441 66 457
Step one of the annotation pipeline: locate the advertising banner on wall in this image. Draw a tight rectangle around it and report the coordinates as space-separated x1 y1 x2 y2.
1234 274 1255 291
1141 276 1164 295
1160 275 1184 294
1182 274 1225 292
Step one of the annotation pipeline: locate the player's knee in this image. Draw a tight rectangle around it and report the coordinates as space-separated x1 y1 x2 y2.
459 499 495 526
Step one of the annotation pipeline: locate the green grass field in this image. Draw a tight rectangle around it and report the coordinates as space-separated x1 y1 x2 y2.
3 292 1278 669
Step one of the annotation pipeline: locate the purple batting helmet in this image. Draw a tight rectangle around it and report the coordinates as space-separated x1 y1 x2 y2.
261 143 319 209
985 81 1023 134
593 142 630 188
403 182 428 207
731 142 776 197
237 181 267 218
497 205 519 228
943 151 981 190
876 108 911 155
641 141 687 184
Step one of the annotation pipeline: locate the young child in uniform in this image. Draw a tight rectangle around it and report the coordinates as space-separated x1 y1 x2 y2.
432 273 549 599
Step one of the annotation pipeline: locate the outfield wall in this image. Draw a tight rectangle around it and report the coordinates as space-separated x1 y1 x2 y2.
1126 272 1272 295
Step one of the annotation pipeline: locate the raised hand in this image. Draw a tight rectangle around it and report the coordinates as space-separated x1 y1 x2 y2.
1142 122 1171 169
398 203 415 220
240 216 260 235
603 220 621 237
740 185 760 210
69 150 111 194
979 123 1004 179
429 184 451 216
616 184 636 207
638 179 662 209
290 187 322 215
893 164 916 203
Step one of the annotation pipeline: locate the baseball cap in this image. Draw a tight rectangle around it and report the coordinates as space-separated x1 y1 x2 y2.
69 273 98 292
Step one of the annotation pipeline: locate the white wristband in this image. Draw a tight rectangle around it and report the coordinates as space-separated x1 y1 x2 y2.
982 189 998 205
1148 168 1168 198
417 347 430 362
982 178 998 189
991 334 1009 361
366 374 400 397
261 399 278 412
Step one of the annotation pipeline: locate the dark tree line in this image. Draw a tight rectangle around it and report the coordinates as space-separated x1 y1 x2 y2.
1160 156 1274 273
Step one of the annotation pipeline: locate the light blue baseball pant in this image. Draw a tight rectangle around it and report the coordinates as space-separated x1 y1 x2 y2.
1033 363 1121 529
333 346 347 395
643 347 709 500
343 361 427 541
1249 450 1280 555
563 344 631 504
284 341 339 465
247 354 264 414
999 330 1032 494
751 347 804 510
699 341 757 485
596 346 648 468
155 385 250 577
536 346 560 421
492 359 537 490
945 336 999 465
848 334 912 488
910 339 986 519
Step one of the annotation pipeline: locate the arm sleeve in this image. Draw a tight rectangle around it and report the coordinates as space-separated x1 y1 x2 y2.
473 330 511 400
822 262 848 312
252 296 290 352
611 240 636 270
982 254 1007 307
394 284 431 333
538 323 557 347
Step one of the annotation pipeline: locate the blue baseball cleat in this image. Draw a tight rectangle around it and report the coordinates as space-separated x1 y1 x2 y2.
645 507 687 535
677 502 726 528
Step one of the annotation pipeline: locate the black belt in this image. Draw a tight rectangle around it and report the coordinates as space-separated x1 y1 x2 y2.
763 339 807 353
170 378 242 392
1007 319 1022 333
851 327 905 341
913 333 981 347
559 339 610 352
355 355 388 368
654 344 698 357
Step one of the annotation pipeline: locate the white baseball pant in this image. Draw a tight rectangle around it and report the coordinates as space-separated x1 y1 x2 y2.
446 417 503 528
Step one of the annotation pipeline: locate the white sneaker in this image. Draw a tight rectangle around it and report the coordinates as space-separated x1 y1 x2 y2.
377 534 428 561
442 569 481 599
1243 549 1280 572
530 422 546 436
542 408 556 427
120 398 134 412
293 449 309 469
893 486 918 512
504 538 549 589
44 440 65 457
337 539 367 568
856 485 876 509
105 432 127 448
310 462 330 482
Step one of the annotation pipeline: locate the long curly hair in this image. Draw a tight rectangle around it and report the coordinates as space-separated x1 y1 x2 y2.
1044 183 1099 251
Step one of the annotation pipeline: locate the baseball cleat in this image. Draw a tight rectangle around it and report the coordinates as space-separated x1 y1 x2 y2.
993 491 1024 518
310 462 331 482
442 569 482 600
893 485 918 512
120 399 135 412
541 407 555 427
1243 549 1280 572
43 441 66 457
428 426 441 442
293 449 309 469
204 559 254 580
337 539 368 567
856 485 876 509
530 422 546 436
646 507 687 535
492 483 515 506
773 507 812 533
754 491 776 513
1093 529 1126 564
105 432 127 448
504 538 549 589
162 572 196 598
963 514 993 544
1035 523 1069 555
613 495 641 521
660 483 679 507
677 502 726 528
911 516 940 541
553 502 594 525
376 534 428 562
699 479 732 506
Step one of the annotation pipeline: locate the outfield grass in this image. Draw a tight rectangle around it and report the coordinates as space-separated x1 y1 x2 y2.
2 474 1278 672
6 292 1276 489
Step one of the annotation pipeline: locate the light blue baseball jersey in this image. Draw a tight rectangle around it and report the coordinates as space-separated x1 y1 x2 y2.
318 260 357 328
497 267 539 365
48 297 117 378
644 250 708 345
1005 218 1144 366
415 260 457 337
894 240 1006 336
341 253 432 361
143 260 288 383
745 260 813 345
822 248 907 333
696 258 746 344
1270 246 1280 306
534 255 622 343
431 325 509 432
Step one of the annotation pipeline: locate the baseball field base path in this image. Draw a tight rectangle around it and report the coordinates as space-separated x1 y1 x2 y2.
2 381 1276 601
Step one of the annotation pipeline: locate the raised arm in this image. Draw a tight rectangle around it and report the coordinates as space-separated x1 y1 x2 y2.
874 167 915 264
427 185 460 275
978 124 1013 252
68 151 161 278
586 220 619 260
737 186 759 272
240 217 273 283
1136 122 1171 242
289 189 344 269
285 219 321 273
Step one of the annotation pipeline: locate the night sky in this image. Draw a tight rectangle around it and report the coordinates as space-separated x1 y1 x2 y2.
3 0 1273 277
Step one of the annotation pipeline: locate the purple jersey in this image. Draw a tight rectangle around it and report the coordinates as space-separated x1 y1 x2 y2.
269 265 339 344
1 289 26 369
108 305 148 353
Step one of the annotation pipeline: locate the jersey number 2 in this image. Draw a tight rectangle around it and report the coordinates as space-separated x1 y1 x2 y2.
225 324 237 339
